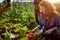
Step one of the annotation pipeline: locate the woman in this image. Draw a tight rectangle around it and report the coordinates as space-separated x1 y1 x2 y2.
38 1 60 40
26 1 60 40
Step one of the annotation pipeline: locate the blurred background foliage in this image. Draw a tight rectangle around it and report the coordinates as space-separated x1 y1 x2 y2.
0 2 38 40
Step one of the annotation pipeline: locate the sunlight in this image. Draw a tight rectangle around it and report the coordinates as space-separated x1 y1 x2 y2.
47 0 60 3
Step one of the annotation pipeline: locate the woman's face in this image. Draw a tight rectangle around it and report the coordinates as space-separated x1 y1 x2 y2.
39 6 45 15
39 6 50 17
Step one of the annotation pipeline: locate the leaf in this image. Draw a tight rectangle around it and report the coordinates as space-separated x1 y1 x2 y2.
6 30 10 38
20 37 28 40
22 26 28 32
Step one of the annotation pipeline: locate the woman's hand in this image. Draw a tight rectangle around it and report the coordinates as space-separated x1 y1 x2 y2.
45 28 54 34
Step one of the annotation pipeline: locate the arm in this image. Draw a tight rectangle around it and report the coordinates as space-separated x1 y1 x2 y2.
45 25 58 34
38 26 45 36
31 25 40 33
48 26 58 32
50 25 58 31
26 25 41 39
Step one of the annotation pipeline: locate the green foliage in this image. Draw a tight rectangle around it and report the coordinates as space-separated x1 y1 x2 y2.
20 37 28 40
0 2 38 40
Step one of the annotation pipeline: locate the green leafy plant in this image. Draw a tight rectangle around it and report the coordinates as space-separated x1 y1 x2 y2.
0 2 37 40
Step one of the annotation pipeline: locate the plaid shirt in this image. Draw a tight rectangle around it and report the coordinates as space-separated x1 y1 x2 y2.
38 13 60 34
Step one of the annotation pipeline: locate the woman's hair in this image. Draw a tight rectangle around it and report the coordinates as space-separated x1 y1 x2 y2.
39 1 54 17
